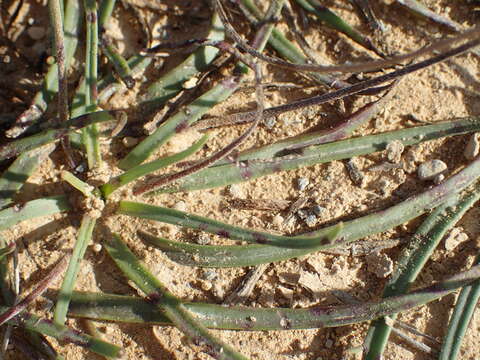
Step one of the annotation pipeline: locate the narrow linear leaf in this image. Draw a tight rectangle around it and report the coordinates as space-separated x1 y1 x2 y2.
5 310 122 358
0 111 116 162
67 265 480 329
364 180 480 359
101 34 135 89
397 0 462 32
105 234 250 360
119 201 342 249
239 0 345 87
0 144 55 209
0 257 67 326
159 117 480 192
119 76 240 170
295 0 383 55
101 134 209 198
139 154 480 267
7 0 81 137
439 254 480 360
216 84 395 165
143 12 225 106
0 195 70 231
54 215 96 325
82 0 101 169
120 3 281 170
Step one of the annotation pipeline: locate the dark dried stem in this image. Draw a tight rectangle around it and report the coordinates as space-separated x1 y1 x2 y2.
0 257 67 326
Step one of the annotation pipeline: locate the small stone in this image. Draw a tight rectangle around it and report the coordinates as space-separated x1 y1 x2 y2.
297 177 309 191
3 55 10 64
201 270 218 281
444 228 469 251
199 280 212 291
325 339 333 349
277 285 294 301
173 201 187 212
196 233 210 245
264 117 276 129
345 158 365 187
279 317 290 328
305 215 317 227
182 77 198 89
417 159 447 180
122 136 139 148
27 26 46 40
464 133 479 160
433 174 445 184
298 272 322 294
366 252 394 278
247 316 256 322
228 184 244 198
92 243 102 253
272 214 284 227
385 140 404 163
297 209 309 220
312 205 327 216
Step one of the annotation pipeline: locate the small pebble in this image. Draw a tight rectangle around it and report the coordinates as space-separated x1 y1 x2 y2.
280 317 290 328
366 252 394 278
312 205 326 216
433 174 445 184
92 243 102 253
228 184 244 198
297 177 309 191
305 215 317 227
444 228 469 251
199 280 212 291
272 214 284 227
3 55 10 64
122 136 139 148
196 233 210 245
201 270 218 281
173 201 187 212
325 339 333 349
417 159 447 180
182 77 198 89
345 158 365 187
385 140 404 163
27 26 46 40
464 133 479 160
297 209 309 220
264 117 276 129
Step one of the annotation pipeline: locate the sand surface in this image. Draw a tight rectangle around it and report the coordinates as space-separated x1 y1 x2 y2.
0 0 479 359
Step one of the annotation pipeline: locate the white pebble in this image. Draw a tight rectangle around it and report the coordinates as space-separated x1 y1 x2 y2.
228 184 244 198
385 140 404 163
272 214 284 227
305 215 317 227
444 228 469 251
182 77 198 89
173 201 187 212
417 159 447 180
92 243 102 253
297 177 309 191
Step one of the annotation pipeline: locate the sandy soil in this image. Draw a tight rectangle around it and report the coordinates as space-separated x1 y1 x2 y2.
0 0 479 359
